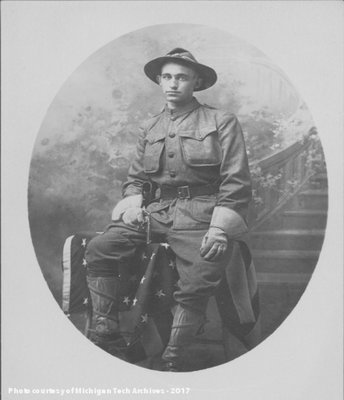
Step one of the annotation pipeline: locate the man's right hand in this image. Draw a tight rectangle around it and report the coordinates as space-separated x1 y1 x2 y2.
122 207 145 227
111 194 143 221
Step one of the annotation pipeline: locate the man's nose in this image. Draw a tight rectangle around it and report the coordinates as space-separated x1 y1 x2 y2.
169 78 178 89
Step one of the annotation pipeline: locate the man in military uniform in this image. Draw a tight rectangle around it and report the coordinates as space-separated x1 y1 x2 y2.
85 48 252 371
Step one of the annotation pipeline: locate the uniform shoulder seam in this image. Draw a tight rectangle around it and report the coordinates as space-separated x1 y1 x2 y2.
141 109 164 130
202 103 218 110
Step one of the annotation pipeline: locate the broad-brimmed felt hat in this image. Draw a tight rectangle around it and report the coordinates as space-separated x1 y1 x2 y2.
144 48 217 91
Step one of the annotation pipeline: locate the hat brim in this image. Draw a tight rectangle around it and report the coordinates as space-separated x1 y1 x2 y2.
144 56 217 91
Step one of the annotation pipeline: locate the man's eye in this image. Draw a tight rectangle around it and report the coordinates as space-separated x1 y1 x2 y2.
178 76 187 81
162 75 171 80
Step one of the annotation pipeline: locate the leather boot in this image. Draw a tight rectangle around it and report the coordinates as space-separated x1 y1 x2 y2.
161 305 206 372
87 276 126 358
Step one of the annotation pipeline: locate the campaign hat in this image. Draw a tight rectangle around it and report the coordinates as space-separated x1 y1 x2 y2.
144 48 217 91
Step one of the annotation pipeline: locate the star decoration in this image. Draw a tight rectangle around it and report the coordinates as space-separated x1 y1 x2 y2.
82 258 87 267
81 238 87 247
123 297 130 306
155 289 166 298
132 298 138 306
142 254 148 261
140 276 146 284
160 243 170 249
169 260 176 269
141 314 148 323
83 298 88 305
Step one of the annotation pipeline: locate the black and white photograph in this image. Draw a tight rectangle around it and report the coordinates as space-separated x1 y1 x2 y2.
2 1 343 399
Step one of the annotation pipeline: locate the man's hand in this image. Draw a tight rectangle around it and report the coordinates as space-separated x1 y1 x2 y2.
111 194 143 221
200 227 228 262
122 207 144 227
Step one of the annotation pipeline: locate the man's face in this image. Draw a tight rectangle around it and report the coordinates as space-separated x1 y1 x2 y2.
158 62 201 106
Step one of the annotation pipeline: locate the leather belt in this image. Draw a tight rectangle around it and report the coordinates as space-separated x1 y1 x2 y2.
160 184 218 200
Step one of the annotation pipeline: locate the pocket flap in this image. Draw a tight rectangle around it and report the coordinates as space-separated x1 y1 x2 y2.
145 126 166 144
179 125 217 141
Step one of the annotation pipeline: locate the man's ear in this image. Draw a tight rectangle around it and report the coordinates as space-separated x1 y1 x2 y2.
156 75 162 85
194 77 203 90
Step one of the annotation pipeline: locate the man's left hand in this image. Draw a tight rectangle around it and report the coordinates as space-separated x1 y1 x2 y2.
200 227 228 261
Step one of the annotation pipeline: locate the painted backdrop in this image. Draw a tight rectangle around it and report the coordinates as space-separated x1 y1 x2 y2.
28 24 316 301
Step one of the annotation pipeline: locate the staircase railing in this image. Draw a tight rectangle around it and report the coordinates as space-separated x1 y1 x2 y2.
249 128 323 230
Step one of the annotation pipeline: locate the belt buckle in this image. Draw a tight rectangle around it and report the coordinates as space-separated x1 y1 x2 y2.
177 185 191 199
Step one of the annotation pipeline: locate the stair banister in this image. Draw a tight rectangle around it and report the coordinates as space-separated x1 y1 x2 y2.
249 129 321 230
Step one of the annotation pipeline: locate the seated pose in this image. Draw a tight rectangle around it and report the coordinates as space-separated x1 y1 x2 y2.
85 48 252 371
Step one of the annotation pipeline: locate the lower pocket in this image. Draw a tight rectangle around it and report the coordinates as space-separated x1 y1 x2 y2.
191 195 217 223
172 196 216 230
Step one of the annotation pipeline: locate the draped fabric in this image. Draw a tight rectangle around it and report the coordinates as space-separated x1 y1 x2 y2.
62 232 260 361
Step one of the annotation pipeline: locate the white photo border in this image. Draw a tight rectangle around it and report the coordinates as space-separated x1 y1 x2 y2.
2 2 343 399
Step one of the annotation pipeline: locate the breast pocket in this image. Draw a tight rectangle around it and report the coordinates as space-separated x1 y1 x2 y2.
143 134 165 174
179 127 222 167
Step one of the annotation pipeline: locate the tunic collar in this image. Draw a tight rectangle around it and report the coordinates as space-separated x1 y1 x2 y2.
163 97 200 118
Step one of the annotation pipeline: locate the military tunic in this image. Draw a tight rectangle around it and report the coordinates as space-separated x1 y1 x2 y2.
123 97 251 226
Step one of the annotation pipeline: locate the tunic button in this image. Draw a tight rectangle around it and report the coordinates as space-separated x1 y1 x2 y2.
169 132 176 138
171 116 176 121
169 171 176 178
168 152 174 158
